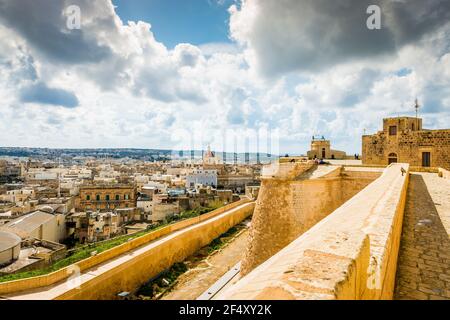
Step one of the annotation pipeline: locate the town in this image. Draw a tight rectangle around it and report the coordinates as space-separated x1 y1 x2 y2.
0 144 261 275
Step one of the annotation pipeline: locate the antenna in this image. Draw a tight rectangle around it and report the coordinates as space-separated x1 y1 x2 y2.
414 98 420 130
414 98 420 118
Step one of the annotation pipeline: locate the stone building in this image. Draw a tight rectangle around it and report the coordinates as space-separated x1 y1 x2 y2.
362 116 450 169
307 136 347 159
203 145 221 165
66 211 119 243
78 184 136 211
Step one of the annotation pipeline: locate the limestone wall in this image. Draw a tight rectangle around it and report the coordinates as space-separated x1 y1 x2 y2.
240 166 381 276
218 164 409 300
56 201 255 300
261 161 315 179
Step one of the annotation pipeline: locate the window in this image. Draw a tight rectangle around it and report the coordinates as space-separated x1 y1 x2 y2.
86 195 90 201
96 194 100 201
125 194 129 200
105 194 110 201
115 194 120 201
388 153 398 164
389 126 397 136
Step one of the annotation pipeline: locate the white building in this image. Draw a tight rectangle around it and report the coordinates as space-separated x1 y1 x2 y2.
185 169 217 188
137 199 152 213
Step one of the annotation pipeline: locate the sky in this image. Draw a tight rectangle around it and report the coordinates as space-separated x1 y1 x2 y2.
0 0 449 155
113 0 234 48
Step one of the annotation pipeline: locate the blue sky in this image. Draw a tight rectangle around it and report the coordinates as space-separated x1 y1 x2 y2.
113 0 234 48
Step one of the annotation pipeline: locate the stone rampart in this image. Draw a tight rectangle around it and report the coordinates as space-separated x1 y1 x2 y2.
240 166 381 276
218 164 409 300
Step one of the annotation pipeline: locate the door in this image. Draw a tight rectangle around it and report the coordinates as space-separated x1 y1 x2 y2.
322 148 326 159
388 153 397 164
422 152 431 167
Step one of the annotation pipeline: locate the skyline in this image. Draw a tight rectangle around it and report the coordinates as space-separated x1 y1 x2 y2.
0 0 449 154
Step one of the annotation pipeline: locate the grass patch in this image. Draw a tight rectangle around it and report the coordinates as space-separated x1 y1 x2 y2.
206 226 238 254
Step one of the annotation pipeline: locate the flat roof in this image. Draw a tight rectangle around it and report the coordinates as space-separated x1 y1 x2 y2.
1 211 55 237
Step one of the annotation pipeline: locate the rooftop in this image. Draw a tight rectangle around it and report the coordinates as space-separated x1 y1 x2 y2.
0 211 55 239
0 231 21 252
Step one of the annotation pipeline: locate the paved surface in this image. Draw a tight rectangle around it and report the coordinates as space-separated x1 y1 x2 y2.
395 173 450 300
1 202 254 300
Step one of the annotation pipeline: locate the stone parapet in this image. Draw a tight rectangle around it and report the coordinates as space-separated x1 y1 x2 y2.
218 163 409 300
438 167 450 179
261 161 316 180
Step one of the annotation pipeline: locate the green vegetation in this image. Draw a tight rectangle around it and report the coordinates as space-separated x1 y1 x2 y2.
0 203 225 284
206 226 238 254
136 262 188 299
166 202 222 223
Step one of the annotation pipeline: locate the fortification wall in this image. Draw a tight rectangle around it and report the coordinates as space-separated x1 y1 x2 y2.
56 201 255 300
240 167 381 276
218 164 409 300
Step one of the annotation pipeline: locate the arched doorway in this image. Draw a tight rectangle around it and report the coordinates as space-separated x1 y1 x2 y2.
388 153 398 164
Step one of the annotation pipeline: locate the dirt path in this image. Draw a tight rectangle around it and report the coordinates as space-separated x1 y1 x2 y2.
162 222 250 300
394 173 450 300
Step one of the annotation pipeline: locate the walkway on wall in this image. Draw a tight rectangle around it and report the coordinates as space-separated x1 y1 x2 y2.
394 172 450 300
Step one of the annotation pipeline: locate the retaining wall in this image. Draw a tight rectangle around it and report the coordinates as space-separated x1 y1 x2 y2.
57 201 255 299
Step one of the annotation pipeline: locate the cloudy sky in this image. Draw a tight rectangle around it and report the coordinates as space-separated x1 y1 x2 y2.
0 0 449 155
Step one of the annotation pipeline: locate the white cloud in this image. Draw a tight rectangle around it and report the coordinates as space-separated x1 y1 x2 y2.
0 0 448 155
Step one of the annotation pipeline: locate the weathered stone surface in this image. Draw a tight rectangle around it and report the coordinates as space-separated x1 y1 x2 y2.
218 164 409 300
394 173 450 300
240 164 381 276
